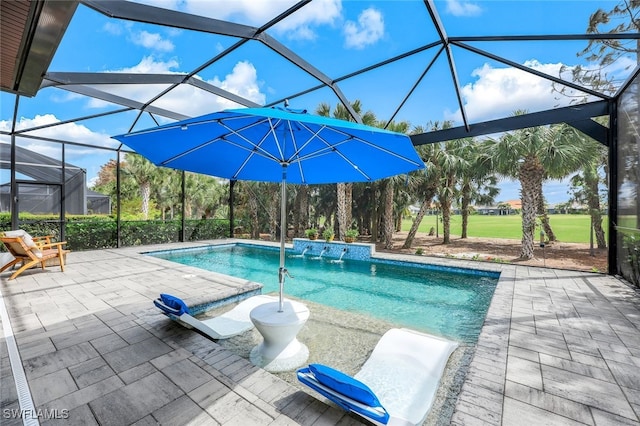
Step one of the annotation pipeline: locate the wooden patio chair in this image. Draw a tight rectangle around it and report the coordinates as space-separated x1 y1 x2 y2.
0 230 69 280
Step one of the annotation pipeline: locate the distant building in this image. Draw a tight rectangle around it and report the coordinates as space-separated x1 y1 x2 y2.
0 144 110 215
475 200 521 215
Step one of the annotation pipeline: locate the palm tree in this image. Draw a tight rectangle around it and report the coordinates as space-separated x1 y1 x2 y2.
292 185 310 237
484 117 587 259
316 100 377 240
436 141 466 244
152 168 180 219
264 183 280 241
185 173 226 219
123 153 157 219
235 181 280 239
378 120 411 248
536 182 556 242
402 124 444 249
315 184 337 232
316 103 348 239
569 135 608 248
350 181 375 236
394 178 414 231
408 121 465 245
243 181 261 239
457 142 499 239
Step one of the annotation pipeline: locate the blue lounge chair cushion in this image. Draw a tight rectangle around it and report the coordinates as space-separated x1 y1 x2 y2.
155 293 190 316
308 363 381 407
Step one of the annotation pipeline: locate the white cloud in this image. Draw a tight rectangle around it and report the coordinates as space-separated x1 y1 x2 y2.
101 12 174 53
0 115 115 160
274 0 342 40
151 61 266 116
445 0 482 17
102 22 123 36
603 55 636 81
211 61 266 106
183 0 294 25
83 56 181 109
343 8 384 50
127 0 344 41
88 176 99 188
118 56 180 74
180 0 341 41
444 60 602 124
130 30 174 52
131 0 181 11
81 57 265 117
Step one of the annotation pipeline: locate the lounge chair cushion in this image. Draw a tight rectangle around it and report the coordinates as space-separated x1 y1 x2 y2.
298 328 459 426
308 363 382 407
3 230 42 258
158 293 190 315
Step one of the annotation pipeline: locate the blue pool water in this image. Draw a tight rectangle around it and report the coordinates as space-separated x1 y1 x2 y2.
150 243 499 343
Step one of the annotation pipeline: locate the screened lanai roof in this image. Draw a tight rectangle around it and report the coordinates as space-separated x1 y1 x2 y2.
1 0 639 160
0 143 85 182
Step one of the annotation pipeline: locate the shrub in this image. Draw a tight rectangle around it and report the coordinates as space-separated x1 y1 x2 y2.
0 213 229 251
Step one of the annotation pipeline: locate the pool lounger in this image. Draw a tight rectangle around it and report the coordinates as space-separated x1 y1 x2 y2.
297 328 459 426
153 293 276 340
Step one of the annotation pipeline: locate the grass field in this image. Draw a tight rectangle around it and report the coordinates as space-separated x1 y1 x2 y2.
401 214 609 244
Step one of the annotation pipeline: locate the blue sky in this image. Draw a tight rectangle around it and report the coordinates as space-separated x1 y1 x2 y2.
0 0 629 204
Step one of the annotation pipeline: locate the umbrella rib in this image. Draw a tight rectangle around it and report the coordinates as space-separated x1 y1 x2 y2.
270 117 287 162
281 122 338 182
218 120 282 163
354 137 424 166
287 122 324 159
230 137 276 179
123 117 223 137
218 119 294 179
287 120 308 182
284 134 373 180
156 117 276 166
220 117 292 178
295 121 423 167
309 142 374 180
159 138 218 166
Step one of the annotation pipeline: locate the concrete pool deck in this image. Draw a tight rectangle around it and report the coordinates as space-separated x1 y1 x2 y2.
1 239 639 425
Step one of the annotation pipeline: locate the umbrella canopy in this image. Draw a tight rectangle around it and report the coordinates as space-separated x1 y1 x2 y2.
113 107 424 311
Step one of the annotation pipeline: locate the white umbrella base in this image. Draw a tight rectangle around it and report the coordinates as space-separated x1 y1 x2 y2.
249 300 310 372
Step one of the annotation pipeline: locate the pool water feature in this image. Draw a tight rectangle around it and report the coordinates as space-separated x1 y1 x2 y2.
150 243 499 343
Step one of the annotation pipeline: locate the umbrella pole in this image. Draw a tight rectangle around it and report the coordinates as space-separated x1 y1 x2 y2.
278 165 287 312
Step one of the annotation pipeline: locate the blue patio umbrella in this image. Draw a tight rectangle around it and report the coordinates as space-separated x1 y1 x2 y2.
113 107 424 312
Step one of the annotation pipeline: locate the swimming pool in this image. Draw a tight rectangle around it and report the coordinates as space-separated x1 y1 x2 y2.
150 243 499 343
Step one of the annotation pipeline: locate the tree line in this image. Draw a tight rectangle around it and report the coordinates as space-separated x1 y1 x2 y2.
92 102 608 261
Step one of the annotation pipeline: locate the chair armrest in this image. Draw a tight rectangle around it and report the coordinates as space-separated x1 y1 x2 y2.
32 235 53 241
32 236 53 247
39 241 68 249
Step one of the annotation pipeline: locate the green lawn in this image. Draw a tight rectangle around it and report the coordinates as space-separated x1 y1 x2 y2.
401 214 609 244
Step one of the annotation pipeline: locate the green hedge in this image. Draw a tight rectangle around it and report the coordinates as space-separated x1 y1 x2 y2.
0 213 229 251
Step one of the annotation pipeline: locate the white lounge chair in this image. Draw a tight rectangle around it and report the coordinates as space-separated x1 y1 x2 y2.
297 328 459 426
154 293 276 340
